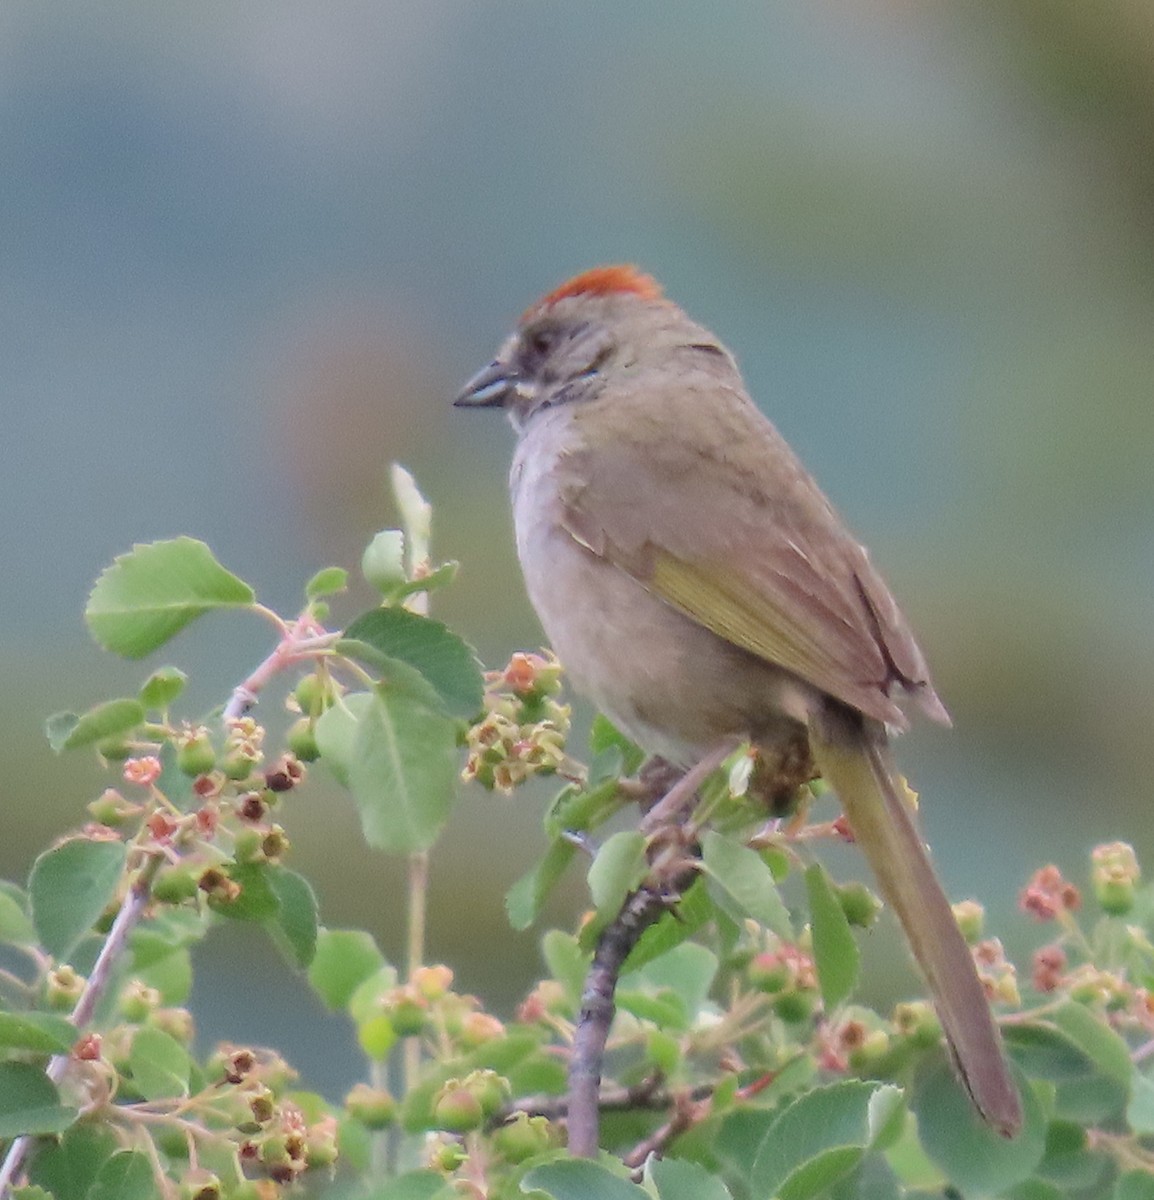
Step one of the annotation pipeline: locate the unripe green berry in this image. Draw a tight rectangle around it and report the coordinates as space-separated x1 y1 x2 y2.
773 989 818 1023
748 953 791 994
152 864 200 904
177 734 217 777
119 980 161 1022
286 718 320 762
294 674 334 714
461 1069 510 1118
222 753 257 782
836 882 881 928
493 1113 557 1163
345 1083 397 1130
433 1086 484 1133
180 1169 222 1200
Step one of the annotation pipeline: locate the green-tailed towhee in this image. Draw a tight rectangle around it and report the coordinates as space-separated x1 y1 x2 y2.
454 265 1020 1136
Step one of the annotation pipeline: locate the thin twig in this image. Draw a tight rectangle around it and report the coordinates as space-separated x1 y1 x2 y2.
221 623 337 721
0 853 163 1197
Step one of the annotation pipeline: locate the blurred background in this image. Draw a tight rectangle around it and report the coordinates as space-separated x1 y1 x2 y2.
3 1 1153 1098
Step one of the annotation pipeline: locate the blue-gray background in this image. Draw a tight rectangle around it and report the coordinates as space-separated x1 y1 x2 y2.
4 2 1153 1098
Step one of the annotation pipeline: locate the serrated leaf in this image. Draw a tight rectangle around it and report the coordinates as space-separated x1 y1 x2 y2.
30 838 127 961
506 839 577 931
752 1080 902 1200
587 831 647 921
331 679 460 853
88 1150 155 1200
0 1063 77 1137
266 867 319 967
912 1059 1046 1193
306 566 349 600
308 928 387 1010
521 1159 649 1200
138 665 187 710
129 1027 189 1100
805 863 859 1010
85 537 255 658
45 699 145 753
646 1156 732 1200
702 830 792 938
362 529 407 594
0 1012 76 1054
342 607 484 719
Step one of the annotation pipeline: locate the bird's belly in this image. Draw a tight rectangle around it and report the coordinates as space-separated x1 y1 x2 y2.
511 438 811 765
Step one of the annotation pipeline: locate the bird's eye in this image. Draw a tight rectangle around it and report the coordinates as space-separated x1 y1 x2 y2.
525 327 556 359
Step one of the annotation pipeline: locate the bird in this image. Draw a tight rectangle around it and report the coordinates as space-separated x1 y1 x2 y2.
454 264 1021 1137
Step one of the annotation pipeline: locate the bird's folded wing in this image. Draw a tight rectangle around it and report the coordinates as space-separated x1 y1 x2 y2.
556 385 945 728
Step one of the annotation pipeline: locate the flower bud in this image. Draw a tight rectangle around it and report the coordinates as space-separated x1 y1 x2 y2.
87 788 139 826
892 1001 941 1048
412 964 453 1001
458 1012 505 1049
951 899 985 944
1091 842 1140 915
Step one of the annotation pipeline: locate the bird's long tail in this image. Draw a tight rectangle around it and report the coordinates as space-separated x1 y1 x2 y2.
808 703 1021 1137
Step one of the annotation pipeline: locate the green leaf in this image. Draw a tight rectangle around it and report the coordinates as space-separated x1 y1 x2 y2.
541 930 588 1010
86 537 255 658
752 1080 903 1200
0 1012 76 1054
545 778 625 839
912 1059 1046 1193
1116 1169 1154 1200
506 839 577 931
521 1159 648 1200
308 929 386 1010
589 715 646 775
45 699 145 753
88 1150 156 1200
211 862 279 922
342 607 484 719
306 566 349 600
138 665 187 710
1051 1000 1133 1085
371 1170 457 1200
623 877 714 973
1127 1071 1154 1134
129 1026 190 1100
622 942 718 1025
702 830 792 938
30 838 127 961
266 867 319 967
391 464 431 575
0 1062 77 1137
362 529 407 594
587 831 647 921
0 885 36 944
805 863 859 1010
318 678 459 853
134 944 192 1004
28 1123 117 1200
646 1155 732 1200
